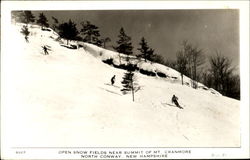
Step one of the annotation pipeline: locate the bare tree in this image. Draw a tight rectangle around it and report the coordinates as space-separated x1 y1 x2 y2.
181 40 192 77
52 16 59 32
177 40 205 88
164 59 177 69
225 74 240 100
151 54 165 65
200 51 240 100
176 40 191 85
101 37 111 49
209 51 234 95
176 50 188 85
189 46 205 88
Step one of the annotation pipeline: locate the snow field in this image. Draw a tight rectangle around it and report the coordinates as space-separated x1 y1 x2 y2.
2 24 240 147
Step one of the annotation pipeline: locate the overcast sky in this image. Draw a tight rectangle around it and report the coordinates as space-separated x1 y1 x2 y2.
33 10 239 73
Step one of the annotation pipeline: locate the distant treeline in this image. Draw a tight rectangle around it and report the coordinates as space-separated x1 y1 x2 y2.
12 11 240 100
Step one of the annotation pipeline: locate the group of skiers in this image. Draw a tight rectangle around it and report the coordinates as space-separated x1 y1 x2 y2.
110 74 182 109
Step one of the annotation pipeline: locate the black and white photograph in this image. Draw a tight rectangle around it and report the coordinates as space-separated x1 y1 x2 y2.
1 1 249 159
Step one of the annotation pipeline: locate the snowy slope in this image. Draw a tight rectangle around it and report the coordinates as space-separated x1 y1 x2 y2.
2 24 240 148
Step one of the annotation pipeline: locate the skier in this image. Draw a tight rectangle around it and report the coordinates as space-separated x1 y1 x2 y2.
172 94 182 109
111 75 116 85
42 45 49 55
25 35 29 43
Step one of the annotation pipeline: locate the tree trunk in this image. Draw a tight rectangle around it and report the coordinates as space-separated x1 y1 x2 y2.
194 62 197 89
103 41 106 48
119 53 121 64
181 74 184 85
131 79 134 102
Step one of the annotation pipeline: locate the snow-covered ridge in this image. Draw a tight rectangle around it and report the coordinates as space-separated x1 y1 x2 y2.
26 23 220 96
18 23 220 96
3 23 239 147
84 42 221 96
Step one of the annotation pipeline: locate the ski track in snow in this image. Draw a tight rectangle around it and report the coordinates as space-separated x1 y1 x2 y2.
1 23 240 147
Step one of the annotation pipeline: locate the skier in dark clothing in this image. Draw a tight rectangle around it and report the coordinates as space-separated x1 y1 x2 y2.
42 45 49 55
111 75 116 85
172 95 182 109
25 36 29 43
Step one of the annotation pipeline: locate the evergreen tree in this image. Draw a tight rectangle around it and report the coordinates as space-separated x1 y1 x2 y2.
80 21 102 46
120 65 139 102
22 11 35 24
113 27 133 63
37 13 49 29
121 71 135 101
114 27 133 55
20 25 30 42
57 19 79 45
137 37 154 62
